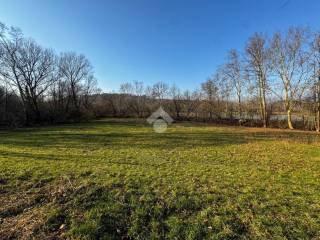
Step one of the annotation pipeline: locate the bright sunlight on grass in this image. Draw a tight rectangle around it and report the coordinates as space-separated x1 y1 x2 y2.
0 119 320 239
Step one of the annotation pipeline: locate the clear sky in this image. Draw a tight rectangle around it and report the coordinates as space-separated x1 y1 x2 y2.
1 0 319 92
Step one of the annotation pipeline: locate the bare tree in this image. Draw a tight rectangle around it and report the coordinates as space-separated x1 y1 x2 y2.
201 78 218 120
0 28 6 122
245 33 270 127
119 82 134 116
213 69 232 119
131 81 145 117
49 76 69 121
16 40 56 122
170 84 183 119
270 28 311 129
119 81 146 117
0 22 99 125
0 24 56 123
0 23 28 123
3 20 320 131
59 52 93 116
182 89 202 120
223 49 245 119
0 25 4 76
311 33 320 132
152 81 168 105
82 75 99 110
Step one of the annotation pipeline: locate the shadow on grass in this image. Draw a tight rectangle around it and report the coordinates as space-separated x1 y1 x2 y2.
0 121 318 152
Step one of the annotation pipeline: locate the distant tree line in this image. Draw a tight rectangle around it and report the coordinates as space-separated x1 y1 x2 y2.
97 27 320 132
0 22 99 127
1 22 320 132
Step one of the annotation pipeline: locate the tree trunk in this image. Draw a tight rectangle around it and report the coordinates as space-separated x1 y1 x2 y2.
317 79 320 132
261 78 268 128
287 109 294 130
317 104 320 132
174 101 180 119
258 81 267 128
284 85 293 130
238 95 242 120
4 86 8 123
317 113 320 132
32 97 41 123
261 95 267 128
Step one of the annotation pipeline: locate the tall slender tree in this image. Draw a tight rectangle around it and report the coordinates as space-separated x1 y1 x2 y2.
201 78 218 120
170 84 183 119
245 33 270 127
311 33 320 132
270 27 310 129
223 49 245 119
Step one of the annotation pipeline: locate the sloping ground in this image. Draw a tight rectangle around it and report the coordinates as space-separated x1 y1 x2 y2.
0 120 319 239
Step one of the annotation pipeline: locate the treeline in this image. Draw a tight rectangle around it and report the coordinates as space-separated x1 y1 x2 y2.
95 27 319 132
0 22 99 127
1 22 320 132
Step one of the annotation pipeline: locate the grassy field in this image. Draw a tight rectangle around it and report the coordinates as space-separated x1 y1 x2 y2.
0 119 320 239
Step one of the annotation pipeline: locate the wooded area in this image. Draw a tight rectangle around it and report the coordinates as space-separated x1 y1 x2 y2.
1 22 320 131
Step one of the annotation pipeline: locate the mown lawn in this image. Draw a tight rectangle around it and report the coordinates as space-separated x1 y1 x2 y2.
0 119 319 239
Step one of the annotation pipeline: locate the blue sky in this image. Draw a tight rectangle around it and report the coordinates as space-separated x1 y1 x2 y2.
1 0 319 92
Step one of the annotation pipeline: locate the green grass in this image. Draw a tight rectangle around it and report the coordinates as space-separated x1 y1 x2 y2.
0 119 319 239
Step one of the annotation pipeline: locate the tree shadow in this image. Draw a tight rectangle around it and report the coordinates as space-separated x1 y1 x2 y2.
0 122 318 154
